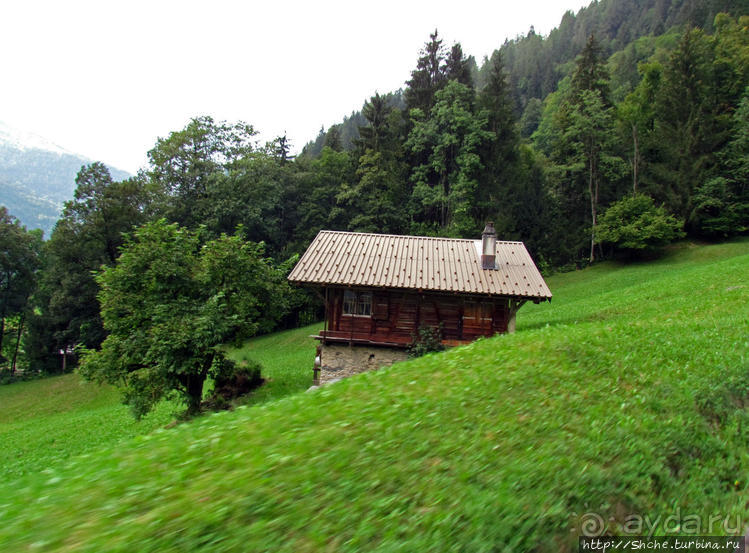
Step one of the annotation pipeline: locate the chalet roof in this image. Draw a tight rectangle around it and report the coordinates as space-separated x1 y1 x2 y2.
288 230 552 301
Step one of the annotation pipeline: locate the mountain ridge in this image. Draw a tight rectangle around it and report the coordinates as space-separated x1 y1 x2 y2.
0 120 131 237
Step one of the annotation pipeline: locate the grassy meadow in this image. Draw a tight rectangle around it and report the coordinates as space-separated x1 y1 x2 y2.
0 374 175 482
0 239 747 551
0 324 320 484
226 323 319 406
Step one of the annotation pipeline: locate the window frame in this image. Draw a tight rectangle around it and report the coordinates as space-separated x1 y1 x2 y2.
342 290 372 318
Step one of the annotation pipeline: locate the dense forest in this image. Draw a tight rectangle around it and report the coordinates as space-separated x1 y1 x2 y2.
1 0 748 384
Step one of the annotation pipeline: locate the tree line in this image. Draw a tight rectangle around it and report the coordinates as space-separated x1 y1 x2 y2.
0 11 747 413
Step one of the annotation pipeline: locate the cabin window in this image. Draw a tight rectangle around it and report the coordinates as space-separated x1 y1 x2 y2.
342 290 371 317
343 290 356 315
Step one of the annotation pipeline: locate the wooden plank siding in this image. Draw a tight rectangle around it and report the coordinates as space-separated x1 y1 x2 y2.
320 287 513 347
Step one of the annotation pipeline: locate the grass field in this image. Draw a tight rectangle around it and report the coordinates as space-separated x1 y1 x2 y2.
0 239 747 552
226 323 319 406
0 324 319 483
0 374 176 482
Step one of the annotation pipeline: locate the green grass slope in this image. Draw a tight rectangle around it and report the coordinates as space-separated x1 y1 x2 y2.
0 325 317 483
1 240 747 552
227 323 319 406
0 374 175 482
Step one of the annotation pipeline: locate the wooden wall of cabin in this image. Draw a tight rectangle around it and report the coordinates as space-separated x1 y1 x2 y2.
325 288 513 345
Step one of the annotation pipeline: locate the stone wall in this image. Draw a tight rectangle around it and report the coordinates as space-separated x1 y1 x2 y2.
317 343 409 385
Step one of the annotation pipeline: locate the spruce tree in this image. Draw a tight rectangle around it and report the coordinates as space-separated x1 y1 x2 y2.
445 43 474 88
405 30 447 115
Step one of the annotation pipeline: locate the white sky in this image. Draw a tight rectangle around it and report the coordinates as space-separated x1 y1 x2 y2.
0 0 591 174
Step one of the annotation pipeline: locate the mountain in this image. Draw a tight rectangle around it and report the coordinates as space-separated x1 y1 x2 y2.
480 0 749 116
0 121 130 237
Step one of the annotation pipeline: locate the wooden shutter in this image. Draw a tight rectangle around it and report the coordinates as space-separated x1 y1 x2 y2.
372 294 389 320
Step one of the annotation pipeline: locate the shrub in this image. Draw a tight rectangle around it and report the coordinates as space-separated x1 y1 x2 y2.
597 194 684 253
203 358 264 411
408 324 445 358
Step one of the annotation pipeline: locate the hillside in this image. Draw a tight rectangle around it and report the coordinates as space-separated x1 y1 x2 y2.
0 325 318 483
1 239 746 551
0 121 130 236
488 0 749 113
0 374 175 482
303 0 749 154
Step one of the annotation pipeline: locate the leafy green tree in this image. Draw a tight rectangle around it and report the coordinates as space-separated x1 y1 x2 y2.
519 97 544 138
204 151 286 254
273 134 293 164
689 85 749 236
26 164 149 372
357 93 399 153
338 149 407 234
648 26 740 218
293 148 355 248
445 43 474 88
148 116 256 227
338 93 409 234
499 144 554 262
323 125 343 152
570 34 612 106
597 194 684 253
480 51 517 162
617 62 662 195
569 89 626 261
79 220 289 418
0 208 42 370
544 36 626 263
407 81 494 235
476 50 521 234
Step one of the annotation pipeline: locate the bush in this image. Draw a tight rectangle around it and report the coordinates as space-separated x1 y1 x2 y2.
597 194 684 253
202 358 264 411
408 324 445 358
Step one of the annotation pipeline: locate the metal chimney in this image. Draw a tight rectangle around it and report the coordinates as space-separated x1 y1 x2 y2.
481 222 497 270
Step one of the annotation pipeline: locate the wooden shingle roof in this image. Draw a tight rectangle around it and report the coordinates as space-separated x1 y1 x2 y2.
288 230 552 301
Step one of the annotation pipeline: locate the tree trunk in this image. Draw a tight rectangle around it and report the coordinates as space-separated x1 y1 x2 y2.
440 173 448 229
0 296 6 362
589 155 596 263
11 311 25 375
0 314 4 364
632 123 639 195
185 374 205 416
184 356 212 416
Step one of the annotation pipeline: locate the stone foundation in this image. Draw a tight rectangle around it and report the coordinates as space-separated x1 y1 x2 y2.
317 343 409 385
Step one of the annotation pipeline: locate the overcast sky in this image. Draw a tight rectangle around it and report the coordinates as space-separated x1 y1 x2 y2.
0 0 591 173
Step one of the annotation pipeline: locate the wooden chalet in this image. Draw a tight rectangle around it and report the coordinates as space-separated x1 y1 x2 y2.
288 224 552 350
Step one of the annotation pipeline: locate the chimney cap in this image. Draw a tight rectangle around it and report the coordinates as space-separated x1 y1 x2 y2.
482 222 496 237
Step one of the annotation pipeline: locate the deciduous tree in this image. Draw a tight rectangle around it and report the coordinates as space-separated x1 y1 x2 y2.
26 164 149 372
597 194 684 253
79 220 289 418
0 208 42 370
148 116 256 227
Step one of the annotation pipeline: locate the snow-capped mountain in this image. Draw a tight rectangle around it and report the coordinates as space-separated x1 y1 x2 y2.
0 121 75 157
0 121 130 237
